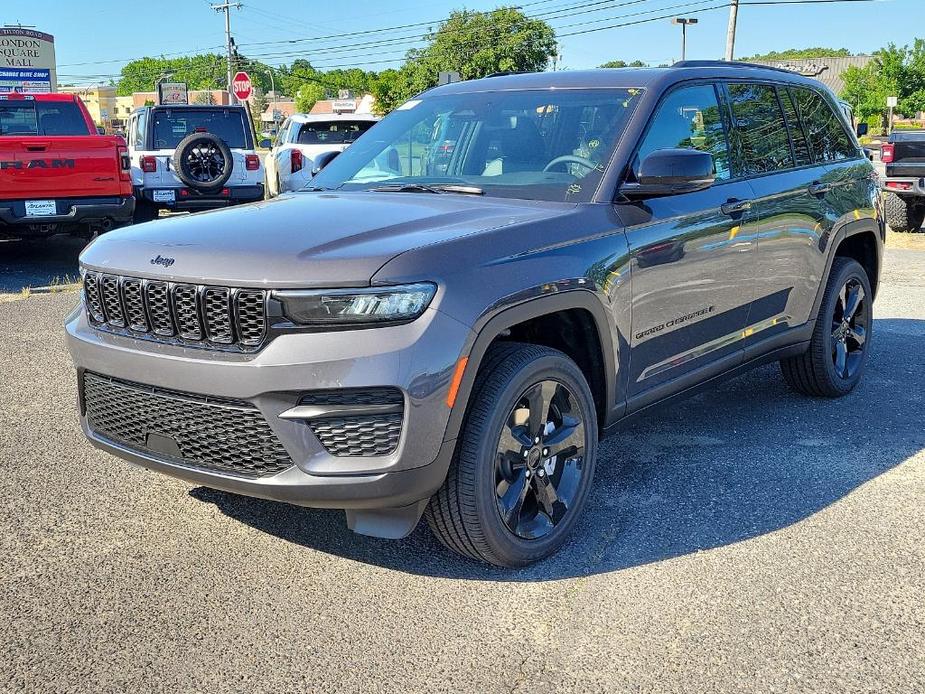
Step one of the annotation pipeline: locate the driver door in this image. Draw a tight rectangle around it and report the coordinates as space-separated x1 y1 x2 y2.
617 83 758 406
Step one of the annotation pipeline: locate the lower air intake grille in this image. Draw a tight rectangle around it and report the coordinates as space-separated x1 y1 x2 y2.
300 388 404 457
83 372 292 478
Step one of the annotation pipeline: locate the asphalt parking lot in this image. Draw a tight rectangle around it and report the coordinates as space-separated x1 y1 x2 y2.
1 237 924 693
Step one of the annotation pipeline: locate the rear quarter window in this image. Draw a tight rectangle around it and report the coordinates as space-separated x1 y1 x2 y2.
791 87 858 163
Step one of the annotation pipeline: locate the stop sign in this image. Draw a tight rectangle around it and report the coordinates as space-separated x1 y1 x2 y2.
232 71 252 101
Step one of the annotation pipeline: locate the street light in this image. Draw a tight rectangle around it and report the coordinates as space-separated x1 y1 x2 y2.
671 18 698 62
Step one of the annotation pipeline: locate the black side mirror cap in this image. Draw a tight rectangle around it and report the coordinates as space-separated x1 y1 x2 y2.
312 150 341 175
856 122 869 137
258 138 272 149
619 148 715 199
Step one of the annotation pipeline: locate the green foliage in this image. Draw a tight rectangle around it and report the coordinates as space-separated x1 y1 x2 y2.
598 60 647 68
841 40 925 120
743 47 851 61
294 82 326 113
116 54 274 95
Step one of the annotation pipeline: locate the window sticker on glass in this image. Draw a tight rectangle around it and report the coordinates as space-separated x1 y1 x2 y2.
396 100 421 111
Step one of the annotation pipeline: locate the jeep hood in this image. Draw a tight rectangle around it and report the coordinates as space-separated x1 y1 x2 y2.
80 192 572 287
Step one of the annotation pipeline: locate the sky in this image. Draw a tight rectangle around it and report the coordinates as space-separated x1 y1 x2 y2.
5 0 923 86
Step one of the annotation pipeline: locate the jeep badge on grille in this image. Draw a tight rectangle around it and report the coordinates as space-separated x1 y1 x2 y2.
150 255 175 268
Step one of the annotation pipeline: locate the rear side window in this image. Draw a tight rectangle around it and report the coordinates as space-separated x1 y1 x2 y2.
779 90 813 167
636 84 731 181
296 120 375 145
0 100 90 136
151 108 250 149
726 83 793 175
790 87 857 163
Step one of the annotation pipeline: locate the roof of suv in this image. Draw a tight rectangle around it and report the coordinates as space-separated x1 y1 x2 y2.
428 62 828 96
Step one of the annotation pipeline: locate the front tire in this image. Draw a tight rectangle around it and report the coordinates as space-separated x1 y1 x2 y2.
780 257 872 397
425 343 598 567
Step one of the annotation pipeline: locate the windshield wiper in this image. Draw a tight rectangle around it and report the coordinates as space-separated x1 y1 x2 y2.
368 183 484 196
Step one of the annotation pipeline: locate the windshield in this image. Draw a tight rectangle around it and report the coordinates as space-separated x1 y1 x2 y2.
0 100 90 136
151 108 250 149
310 88 641 203
296 120 376 145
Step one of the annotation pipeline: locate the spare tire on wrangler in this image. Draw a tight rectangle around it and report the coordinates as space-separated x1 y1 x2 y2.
172 132 234 192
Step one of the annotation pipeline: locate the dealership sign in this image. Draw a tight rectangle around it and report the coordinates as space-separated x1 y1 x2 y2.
0 28 56 92
157 82 189 105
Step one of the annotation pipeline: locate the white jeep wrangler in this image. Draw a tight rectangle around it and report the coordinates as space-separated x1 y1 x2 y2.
125 104 267 222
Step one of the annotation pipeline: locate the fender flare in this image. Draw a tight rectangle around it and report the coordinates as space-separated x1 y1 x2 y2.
442 289 620 444
811 217 883 319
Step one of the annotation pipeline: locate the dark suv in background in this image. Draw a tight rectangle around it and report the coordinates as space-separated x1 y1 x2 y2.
67 63 882 567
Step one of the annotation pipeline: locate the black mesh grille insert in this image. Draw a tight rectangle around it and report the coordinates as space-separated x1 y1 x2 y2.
310 415 403 457
81 271 267 351
300 388 405 457
83 372 292 479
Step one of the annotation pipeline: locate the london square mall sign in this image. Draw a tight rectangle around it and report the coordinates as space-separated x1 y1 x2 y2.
0 28 57 93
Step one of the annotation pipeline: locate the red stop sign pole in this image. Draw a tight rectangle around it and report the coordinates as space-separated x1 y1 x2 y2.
232 71 252 102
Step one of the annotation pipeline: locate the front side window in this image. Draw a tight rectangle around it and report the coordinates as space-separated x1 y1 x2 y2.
635 83 731 181
151 108 250 150
310 88 643 203
790 87 858 163
726 83 794 175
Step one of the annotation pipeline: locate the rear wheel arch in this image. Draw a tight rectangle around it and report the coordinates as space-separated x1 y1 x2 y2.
811 223 882 319
444 291 619 444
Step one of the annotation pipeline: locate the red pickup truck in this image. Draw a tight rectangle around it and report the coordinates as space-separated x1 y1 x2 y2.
0 92 134 239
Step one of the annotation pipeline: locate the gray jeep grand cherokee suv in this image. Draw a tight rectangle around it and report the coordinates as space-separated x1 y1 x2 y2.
67 63 883 567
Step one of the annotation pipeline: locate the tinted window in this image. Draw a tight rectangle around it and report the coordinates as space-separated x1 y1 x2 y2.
296 120 375 145
726 83 793 175
311 88 642 203
636 84 730 180
0 100 90 136
791 87 858 162
779 89 813 167
151 108 250 149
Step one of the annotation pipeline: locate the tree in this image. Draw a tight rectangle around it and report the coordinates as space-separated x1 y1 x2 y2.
393 8 556 107
841 40 925 123
743 47 851 61
294 82 326 113
599 60 647 68
370 69 405 115
117 54 274 96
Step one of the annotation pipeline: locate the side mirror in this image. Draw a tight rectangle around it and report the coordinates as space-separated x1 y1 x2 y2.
96 126 106 135
258 138 272 149
856 122 869 137
620 148 715 199
312 150 341 175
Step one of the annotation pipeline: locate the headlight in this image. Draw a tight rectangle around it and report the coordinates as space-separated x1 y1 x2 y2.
274 282 436 326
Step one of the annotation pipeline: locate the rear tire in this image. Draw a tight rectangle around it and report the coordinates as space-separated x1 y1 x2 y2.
883 192 924 232
780 257 872 398
425 343 598 567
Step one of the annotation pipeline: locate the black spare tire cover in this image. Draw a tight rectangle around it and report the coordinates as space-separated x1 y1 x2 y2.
172 132 234 191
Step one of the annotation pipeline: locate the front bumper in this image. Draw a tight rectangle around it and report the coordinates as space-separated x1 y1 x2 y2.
65 304 472 534
138 184 264 210
0 196 135 230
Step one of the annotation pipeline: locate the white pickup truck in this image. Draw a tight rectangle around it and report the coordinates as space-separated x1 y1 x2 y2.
125 104 268 222
265 113 379 196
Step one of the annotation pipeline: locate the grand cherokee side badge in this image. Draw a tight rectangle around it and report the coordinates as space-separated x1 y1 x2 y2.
150 255 175 268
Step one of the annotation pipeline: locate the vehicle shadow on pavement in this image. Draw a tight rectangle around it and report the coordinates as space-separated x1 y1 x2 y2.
0 235 86 294
190 317 925 581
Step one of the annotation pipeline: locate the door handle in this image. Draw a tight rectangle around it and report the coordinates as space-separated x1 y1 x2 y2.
721 199 752 216
808 182 834 196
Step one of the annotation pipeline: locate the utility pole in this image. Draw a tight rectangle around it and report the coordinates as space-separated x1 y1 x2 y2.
671 18 698 63
211 1 242 104
725 0 739 61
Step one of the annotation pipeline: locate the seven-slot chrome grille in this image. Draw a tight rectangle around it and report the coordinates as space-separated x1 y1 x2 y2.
82 270 267 351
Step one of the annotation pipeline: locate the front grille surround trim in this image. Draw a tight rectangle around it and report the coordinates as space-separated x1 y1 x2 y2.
82 271 267 352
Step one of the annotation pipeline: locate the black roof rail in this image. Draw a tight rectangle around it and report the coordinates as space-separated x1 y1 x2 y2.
672 59 798 75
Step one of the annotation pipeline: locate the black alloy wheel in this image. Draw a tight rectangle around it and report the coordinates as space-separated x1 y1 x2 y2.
830 277 868 380
426 343 598 567
495 380 587 539
183 139 226 184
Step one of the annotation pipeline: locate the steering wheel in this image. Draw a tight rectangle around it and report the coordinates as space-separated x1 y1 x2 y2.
543 155 598 173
